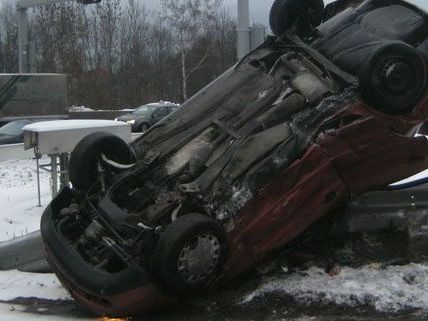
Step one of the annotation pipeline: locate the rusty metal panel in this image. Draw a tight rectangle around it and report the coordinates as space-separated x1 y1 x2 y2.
0 74 68 117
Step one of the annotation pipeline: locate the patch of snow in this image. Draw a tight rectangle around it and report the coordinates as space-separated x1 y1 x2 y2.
68 106 94 112
0 159 49 188
0 159 75 320
0 303 94 321
0 159 50 241
242 264 428 312
0 270 71 301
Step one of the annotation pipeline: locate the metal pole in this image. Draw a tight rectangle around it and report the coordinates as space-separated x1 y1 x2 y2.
16 0 100 73
237 0 250 60
50 155 58 197
18 8 29 73
34 147 42 207
29 38 37 73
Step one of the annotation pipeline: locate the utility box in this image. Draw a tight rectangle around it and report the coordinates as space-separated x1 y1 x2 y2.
23 120 131 155
0 74 69 121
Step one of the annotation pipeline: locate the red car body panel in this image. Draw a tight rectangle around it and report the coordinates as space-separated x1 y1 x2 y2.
227 96 428 276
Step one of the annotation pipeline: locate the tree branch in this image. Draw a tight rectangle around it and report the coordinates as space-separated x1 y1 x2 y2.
185 50 209 80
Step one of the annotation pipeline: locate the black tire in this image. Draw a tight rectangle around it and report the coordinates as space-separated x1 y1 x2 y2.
69 132 134 191
269 0 325 37
153 213 228 295
359 42 427 114
139 123 150 132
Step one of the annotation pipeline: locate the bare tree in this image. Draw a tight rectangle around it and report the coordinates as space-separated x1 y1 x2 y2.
0 2 18 72
117 0 150 107
160 0 222 101
0 0 237 109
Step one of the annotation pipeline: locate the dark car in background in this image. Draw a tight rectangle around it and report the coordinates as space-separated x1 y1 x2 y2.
115 101 179 132
0 118 66 145
0 119 35 145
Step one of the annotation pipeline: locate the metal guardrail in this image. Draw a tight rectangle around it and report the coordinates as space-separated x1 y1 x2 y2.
0 231 50 272
0 143 33 161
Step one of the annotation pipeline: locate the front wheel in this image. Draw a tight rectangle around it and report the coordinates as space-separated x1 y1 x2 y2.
359 42 427 114
153 213 228 295
69 132 134 192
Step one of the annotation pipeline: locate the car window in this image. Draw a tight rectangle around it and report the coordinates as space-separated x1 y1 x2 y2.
154 107 169 117
0 121 29 136
133 105 157 115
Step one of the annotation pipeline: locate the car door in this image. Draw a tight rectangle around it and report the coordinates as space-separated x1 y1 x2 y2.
151 107 169 124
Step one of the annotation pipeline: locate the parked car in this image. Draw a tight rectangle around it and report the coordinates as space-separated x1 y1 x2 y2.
41 0 428 316
115 101 179 132
0 120 32 145
0 118 68 145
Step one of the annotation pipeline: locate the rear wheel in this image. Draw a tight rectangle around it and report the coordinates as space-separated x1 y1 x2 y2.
269 0 325 37
359 42 427 114
153 213 228 295
69 132 134 191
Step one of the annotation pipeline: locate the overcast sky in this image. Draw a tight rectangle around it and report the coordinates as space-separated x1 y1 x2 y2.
2 0 427 26
143 0 428 27
142 0 275 26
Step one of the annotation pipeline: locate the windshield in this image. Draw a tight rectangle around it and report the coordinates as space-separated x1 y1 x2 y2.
0 121 29 136
132 105 157 115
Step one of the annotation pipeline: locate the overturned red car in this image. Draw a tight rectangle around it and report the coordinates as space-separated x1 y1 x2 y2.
41 0 428 316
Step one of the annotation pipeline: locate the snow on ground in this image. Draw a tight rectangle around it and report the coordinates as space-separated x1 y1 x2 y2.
0 159 50 241
242 264 428 312
0 270 70 302
0 159 80 320
68 106 94 112
0 303 89 321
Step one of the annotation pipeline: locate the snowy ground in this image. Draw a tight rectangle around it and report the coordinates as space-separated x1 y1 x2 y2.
0 159 51 241
1 158 428 320
243 264 428 312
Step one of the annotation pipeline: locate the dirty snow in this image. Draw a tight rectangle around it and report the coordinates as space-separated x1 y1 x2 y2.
0 303 88 321
242 264 428 312
0 270 70 302
0 158 76 320
68 106 94 112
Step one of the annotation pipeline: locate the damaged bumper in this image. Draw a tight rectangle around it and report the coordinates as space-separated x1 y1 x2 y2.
41 188 170 315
